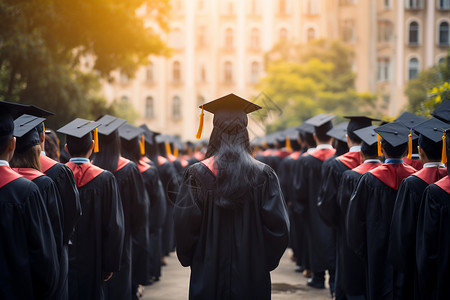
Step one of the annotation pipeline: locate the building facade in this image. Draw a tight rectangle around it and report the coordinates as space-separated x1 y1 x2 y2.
101 0 450 140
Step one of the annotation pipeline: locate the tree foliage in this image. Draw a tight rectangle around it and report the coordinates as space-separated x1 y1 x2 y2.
256 39 376 133
0 0 170 128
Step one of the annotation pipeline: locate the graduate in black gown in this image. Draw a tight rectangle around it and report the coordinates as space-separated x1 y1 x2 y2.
292 113 337 292
346 122 416 300
10 114 66 300
338 125 382 300
395 111 426 171
174 94 289 300
93 115 147 300
0 102 59 299
389 117 448 300
58 118 125 300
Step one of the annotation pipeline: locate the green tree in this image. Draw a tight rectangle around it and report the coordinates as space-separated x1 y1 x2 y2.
0 0 170 128
256 39 376 132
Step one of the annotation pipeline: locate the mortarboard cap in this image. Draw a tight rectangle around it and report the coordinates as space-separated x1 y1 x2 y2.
326 122 349 143
412 117 448 143
118 124 145 141
395 111 427 129
57 118 101 138
140 124 160 146
96 115 127 136
353 125 379 146
200 93 262 114
13 114 47 153
344 116 379 135
374 122 410 147
431 100 450 123
296 123 315 134
305 113 336 128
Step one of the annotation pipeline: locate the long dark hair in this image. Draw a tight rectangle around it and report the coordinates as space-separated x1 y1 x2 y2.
92 131 120 173
205 127 259 209
121 137 142 166
10 144 42 171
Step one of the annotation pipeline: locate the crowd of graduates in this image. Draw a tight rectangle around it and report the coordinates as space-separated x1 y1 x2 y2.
253 100 450 300
1 95 450 300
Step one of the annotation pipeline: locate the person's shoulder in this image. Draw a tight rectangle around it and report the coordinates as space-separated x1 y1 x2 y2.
0 177 41 204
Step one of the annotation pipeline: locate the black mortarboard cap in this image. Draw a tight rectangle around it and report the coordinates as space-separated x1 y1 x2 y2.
395 111 427 129
327 122 349 142
200 93 262 114
431 100 450 123
412 117 448 143
353 125 379 146
140 124 160 146
374 122 410 147
0 101 53 119
344 116 379 134
57 118 101 138
296 123 315 134
118 124 145 141
305 113 336 128
13 114 47 153
96 115 127 136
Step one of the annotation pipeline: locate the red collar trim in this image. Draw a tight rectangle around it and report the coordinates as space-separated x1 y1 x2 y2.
12 168 45 181
40 155 58 173
337 151 362 169
435 176 450 194
289 151 301 160
167 153 177 163
413 167 448 185
352 161 382 175
262 149 275 157
157 155 168 166
180 159 189 168
369 163 417 190
309 148 336 162
276 149 290 159
141 156 151 164
116 157 130 172
402 157 423 171
138 160 151 173
201 156 218 176
0 166 22 188
66 162 103 187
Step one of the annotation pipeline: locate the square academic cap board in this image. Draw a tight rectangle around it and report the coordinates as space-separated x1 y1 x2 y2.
13 114 46 138
431 100 450 123
200 93 262 114
395 111 427 129
327 122 349 142
57 118 101 138
353 125 379 146
96 115 127 136
412 117 449 143
374 122 410 147
118 124 145 141
0 100 54 119
305 113 336 128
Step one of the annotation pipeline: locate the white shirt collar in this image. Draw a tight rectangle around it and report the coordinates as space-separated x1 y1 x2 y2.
307 148 316 153
316 144 333 150
423 162 445 168
0 160 10 167
40 151 46 156
411 154 420 159
364 159 381 163
349 146 361 152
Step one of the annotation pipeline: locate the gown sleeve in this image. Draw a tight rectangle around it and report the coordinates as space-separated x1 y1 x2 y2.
129 164 148 236
317 160 341 226
291 158 307 215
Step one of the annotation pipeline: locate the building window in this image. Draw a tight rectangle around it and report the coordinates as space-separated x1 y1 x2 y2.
197 26 206 48
225 28 233 49
305 0 319 15
145 63 154 83
173 61 181 83
224 0 234 15
224 61 233 83
250 62 260 84
120 95 129 103
377 57 391 82
439 21 450 45
172 96 181 119
408 21 419 45
119 72 129 84
145 96 154 119
384 0 391 9
339 0 357 5
279 0 287 14
200 66 207 83
378 20 393 43
279 28 288 42
438 0 450 9
405 0 423 9
342 20 355 43
438 57 446 64
408 58 419 80
307 27 316 41
250 0 260 15
198 0 204 11
250 28 260 50
381 95 390 110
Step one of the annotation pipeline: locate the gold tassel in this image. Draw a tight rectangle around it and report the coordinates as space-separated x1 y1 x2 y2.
165 141 172 156
140 135 145 156
42 122 45 132
407 129 412 159
286 136 292 152
93 128 99 153
442 131 447 164
174 146 179 157
378 134 382 157
195 106 204 139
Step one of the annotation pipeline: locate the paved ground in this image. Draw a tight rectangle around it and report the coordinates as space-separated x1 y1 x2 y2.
142 249 332 300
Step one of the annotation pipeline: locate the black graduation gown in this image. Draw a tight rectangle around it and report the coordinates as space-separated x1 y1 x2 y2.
173 161 289 300
346 163 416 300
389 167 447 300
416 177 450 300
0 167 59 300
66 163 124 300
336 162 381 296
293 148 336 272
104 158 147 300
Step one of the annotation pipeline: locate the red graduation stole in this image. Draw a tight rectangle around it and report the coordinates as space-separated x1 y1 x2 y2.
412 166 447 185
309 148 336 162
40 155 58 173
403 157 423 171
66 162 103 188
167 153 177 163
138 160 151 173
193 151 204 161
369 163 416 190
262 149 275 157
12 168 45 181
157 155 168 166
180 158 189 168
337 151 362 169
116 157 130 172
435 176 450 194
0 166 22 188
288 151 301 160
141 156 151 164
201 156 218 176
352 161 382 175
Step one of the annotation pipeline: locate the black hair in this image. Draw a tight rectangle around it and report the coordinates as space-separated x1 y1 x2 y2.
0 134 12 155
120 137 141 165
335 139 348 156
66 133 93 157
315 122 333 142
205 127 258 209
92 131 120 173
301 132 316 149
418 134 442 161
347 131 362 144
144 140 159 164
291 139 301 151
10 144 42 171
361 142 378 157
44 129 60 161
381 139 407 158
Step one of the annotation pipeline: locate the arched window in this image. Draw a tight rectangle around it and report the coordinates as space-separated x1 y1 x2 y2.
305 0 319 15
279 0 287 14
279 28 288 41
250 62 260 84
250 28 260 49
409 21 419 45
439 21 449 45
120 95 129 103
225 28 233 49
145 63 154 83
173 61 181 83
408 58 419 80
197 26 206 47
172 96 181 119
307 27 316 42
145 96 154 119
438 0 450 9
200 66 206 82
224 61 233 83
438 57 446 64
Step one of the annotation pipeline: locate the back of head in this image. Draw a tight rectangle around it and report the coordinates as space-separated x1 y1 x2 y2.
361 141 378 157
381 139 407 158
418 134 442 161
0 110 14 156
44 129 60 161
92 131 120 173
66 133 93 158
121 137 141 165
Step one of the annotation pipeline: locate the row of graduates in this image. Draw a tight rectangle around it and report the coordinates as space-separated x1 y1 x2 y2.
0 100 207 300
255 100 450 300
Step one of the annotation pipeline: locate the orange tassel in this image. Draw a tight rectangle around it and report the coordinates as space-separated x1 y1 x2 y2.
442 131 447 164
42 122 45 132
93 128 99 153
286 136 292 152
407 129 412 159
174 146 179 157
195 106 204 139
140 135 145 156
378 134 382 157
165 141 172 156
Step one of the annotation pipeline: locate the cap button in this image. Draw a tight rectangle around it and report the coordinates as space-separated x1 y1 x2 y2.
394 131 398 135
434 128 438 131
